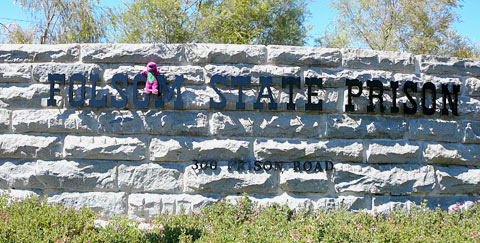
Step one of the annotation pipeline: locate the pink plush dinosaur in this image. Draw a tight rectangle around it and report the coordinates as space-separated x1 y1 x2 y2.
141 62 159 94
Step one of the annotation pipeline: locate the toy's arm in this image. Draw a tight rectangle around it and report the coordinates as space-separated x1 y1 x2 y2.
141 71 147 77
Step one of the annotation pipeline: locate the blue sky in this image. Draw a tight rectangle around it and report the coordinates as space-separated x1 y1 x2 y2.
0 0 478 47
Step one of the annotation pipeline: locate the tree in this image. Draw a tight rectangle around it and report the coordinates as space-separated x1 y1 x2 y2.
111 0 310 45
317 0 480 58
12 0 108 44
0 23 35 44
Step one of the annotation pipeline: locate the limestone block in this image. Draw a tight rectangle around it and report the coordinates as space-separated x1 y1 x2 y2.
210 111 323 138
32 63 103 83
0 160 39 189
334 163 435 195
421 74 463 89
279 170 329 193
435 165 480 194
342 49 415 72
0 64 32 83
423 143 480 166
0 84 61 108
185 43 266 64
267 45 341 67
12 109 98 133
128 193 217 220
0 134 62 159
373 195 478 214
366 140 421 164
150 137 251 162
465 77 480 96
184 162 276 194
0 44 79 63
117 162 183 193
81 43 183 64
254 139 363 162
419 55 480 77
143 110 208 136
35 160 115 191
64 135 146 161
277 88 340 113
463 121 480 144
103 64 204 85
47 192 127 218
0 109 10 132
326 114 407 139
0 189 40 199
204 64 301 86
459 96 480 120
304 68 393 88
408 118 462 142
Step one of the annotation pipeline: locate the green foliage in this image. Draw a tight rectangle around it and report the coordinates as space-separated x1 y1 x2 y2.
318 0 480 58
11 0 108 44
1 193 480 242
111 0 310 45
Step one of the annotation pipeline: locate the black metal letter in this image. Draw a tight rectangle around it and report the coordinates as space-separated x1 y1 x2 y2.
110 73 128 108
305 77 323 111
367 80 385 113
390 81 399 113
403 81 417 115
254 76 277 110
441 84 460 116
231 76 251 110
282 77 300 110
47 73 65 107
133 74 149 109
68 73 86 108
422 82 436 115
89 73 106 107
345 79 363 112
209 74 227 110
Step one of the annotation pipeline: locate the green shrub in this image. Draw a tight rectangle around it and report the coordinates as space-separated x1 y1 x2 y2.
0 192 479 242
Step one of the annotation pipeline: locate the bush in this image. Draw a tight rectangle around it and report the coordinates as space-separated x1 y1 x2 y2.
0 192 479 242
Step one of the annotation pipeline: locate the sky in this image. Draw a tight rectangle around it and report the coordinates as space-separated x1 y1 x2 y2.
0 0 479 47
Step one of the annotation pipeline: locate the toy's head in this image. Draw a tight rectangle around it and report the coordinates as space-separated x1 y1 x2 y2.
146 62 157 73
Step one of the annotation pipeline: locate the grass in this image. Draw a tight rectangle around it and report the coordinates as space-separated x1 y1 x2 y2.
0 192 479 242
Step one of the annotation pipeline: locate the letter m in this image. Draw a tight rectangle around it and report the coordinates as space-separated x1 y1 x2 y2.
156 75 184 109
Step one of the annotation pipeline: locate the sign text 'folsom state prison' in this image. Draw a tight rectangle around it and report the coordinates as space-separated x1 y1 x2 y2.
47 72 461 116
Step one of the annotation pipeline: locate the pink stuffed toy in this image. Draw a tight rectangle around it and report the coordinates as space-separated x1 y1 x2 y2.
141 62 159 94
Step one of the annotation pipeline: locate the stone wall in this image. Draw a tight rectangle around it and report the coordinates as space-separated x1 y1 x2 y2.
0 43 479 220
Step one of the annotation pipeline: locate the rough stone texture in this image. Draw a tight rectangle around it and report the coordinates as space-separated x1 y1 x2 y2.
465 77 480 96
459 96 480 121
184 162 276 194
304 68 393 88
0 188 39 199
334 163 435 195
12 109 98 133
0 160 39 189
0 134 62 159
463 121 480 144
0 64 32 83
47 192 127 218
267 45 341 67
143 110 209 136
204 64 300 86
82 44 183 64
150 137 251 162
64 135 146 161
0 44 79 63
128 194 217 220
419 55 480 77
35 160 115 191
279 170 329 193
32 63 103 83
210 111 323 138
185 44 266 64
424 143 480 166
408 119 462 142
366 140 421 164
436 165 480 194
326 114 407 139
254 139 363 162
103 65 204 85
373 195 478 214
0 84 61 108
0 109 10 132
117 162 183 193
342 49 415 72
